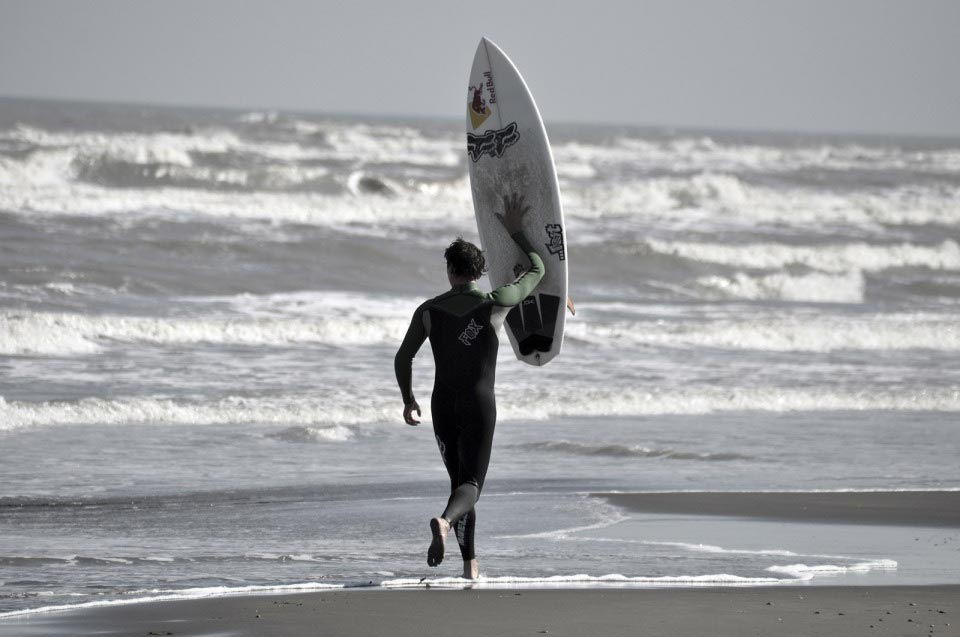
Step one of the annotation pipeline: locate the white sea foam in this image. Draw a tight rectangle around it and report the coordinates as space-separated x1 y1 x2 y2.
178 289 422 318
3 384 958 431
0 147 78 186
767 559 897 578
501 385 960 420
635 541 800 557
380 573 785 589
566 311 960 352
0 289 421 356
265 424 356 443
0 564 810 619
0 313 104 355
0 582 345 619
1 122 461 170
695 270 865 303
566 174 960 229
0 310 409 355
6 301 957 358
0 395 396 431
4 131 959 235
555 136 960 176
0 123 468 228
495 515 628 540
0 169 473 225
535 537 852 560
648 238 960 273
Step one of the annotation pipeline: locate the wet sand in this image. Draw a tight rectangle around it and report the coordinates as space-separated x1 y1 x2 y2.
3 490 958 636
595 490 960 527
2 586 957 637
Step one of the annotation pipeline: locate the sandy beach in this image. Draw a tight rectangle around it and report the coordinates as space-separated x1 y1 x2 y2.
1 586 957 637
596 490 960 527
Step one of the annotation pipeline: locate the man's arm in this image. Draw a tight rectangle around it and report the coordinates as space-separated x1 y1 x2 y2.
394 303 428 415
489 231 545 307
489 193 545 307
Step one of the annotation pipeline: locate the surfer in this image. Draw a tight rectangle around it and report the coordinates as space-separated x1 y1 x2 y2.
394 193 544 580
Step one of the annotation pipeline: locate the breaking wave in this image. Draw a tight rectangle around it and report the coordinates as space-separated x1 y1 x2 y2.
695 270 865 303
0 395 396 431
4 122 960 236
567 311 960 352
647 238 960 273
265 425 356 443
566 174 960 229
509 385 960 419
556 135 960 176
6 299 958 357
3 385 957 431
0 311 409 355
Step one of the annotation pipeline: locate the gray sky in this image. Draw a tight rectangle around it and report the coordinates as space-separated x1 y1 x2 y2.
2 0 958 136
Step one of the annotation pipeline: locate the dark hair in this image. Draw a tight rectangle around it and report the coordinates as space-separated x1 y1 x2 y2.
444 237 486 280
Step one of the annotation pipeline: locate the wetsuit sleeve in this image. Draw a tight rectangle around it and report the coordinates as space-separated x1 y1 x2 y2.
394 302 429 405
488 231 545 307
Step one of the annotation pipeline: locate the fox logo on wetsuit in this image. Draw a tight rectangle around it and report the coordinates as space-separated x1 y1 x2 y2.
458 318 484 346
429 304 498 392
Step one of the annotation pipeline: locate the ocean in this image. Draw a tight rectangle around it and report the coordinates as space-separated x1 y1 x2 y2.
1 97 958 615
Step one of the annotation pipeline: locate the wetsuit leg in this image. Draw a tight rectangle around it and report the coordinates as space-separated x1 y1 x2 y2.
432 379 496 564
432 386 461 490
455 508 477 561
438 384 496 525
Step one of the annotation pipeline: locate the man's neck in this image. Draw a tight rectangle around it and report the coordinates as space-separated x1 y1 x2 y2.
450 280 478 292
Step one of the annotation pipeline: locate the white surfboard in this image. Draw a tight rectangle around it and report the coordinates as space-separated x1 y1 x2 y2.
466 38 568 367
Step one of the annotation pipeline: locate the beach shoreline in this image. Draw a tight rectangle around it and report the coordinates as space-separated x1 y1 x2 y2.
3 489 958 632
2 585 957 637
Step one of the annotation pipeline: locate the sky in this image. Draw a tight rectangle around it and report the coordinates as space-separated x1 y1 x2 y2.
1 0 958 137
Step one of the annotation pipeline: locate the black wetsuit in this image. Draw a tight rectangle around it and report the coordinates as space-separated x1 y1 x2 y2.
394 232 544 561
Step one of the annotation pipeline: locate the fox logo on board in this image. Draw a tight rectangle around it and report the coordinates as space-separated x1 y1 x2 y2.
466 122 520 162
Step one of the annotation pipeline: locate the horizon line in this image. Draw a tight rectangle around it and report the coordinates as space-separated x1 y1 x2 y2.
2 92 959 143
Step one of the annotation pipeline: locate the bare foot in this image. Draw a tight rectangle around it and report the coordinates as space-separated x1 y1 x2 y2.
463 558 478 580
427 517 449 567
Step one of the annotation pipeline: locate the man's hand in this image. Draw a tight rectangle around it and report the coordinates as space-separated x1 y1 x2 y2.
403 400 421 426
495 193 530 235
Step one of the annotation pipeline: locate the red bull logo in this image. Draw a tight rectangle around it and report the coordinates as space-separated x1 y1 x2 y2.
468 84 492 129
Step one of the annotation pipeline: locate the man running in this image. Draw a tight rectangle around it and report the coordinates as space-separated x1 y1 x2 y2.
394 193 544 580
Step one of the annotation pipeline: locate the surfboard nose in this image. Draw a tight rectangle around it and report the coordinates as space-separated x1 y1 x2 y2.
477 37 501 55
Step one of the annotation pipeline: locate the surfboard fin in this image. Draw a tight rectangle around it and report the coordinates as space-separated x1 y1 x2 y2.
566 296 575 316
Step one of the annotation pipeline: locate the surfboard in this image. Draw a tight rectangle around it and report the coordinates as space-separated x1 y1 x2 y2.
466 38 568 367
